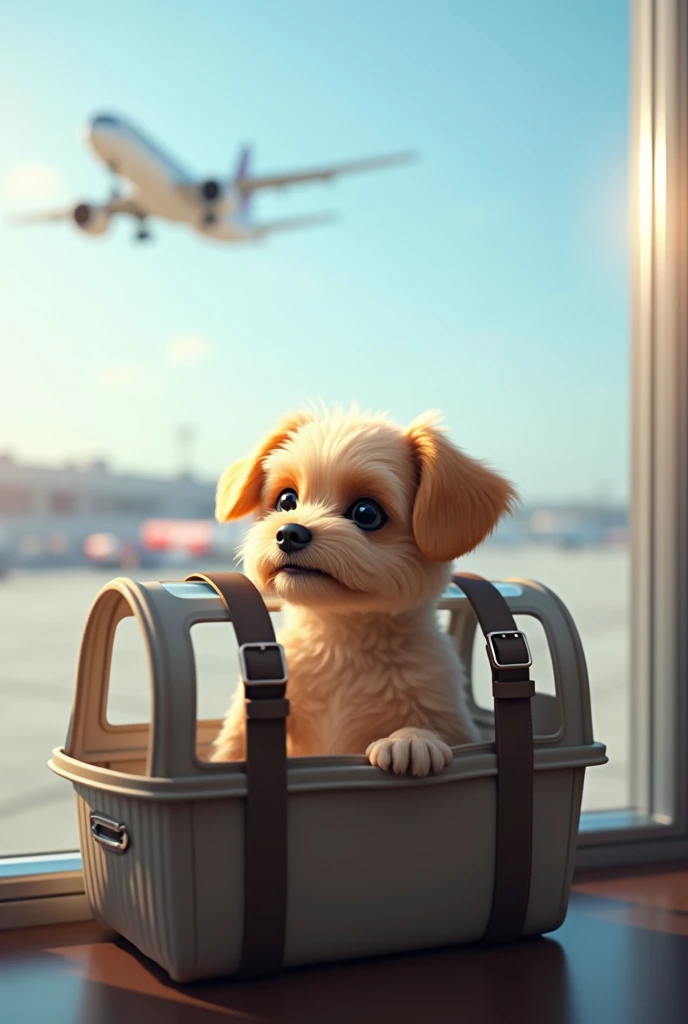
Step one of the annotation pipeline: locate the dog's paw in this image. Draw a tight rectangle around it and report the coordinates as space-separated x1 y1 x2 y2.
365 729 453 778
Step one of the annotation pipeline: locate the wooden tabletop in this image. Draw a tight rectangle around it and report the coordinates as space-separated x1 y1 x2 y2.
2 866 688 1023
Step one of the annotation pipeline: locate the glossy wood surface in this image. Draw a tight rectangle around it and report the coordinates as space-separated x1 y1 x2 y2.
2 867 688 1023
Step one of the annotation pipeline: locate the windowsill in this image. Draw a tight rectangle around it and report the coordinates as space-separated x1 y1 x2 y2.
578 809 665 834
0 853 82 878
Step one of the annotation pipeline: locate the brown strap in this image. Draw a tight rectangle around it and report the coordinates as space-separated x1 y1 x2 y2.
186 572 288 979
452 573 535 944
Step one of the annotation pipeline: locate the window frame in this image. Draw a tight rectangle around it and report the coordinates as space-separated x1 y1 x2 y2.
575 0 688 870
1 0 685 928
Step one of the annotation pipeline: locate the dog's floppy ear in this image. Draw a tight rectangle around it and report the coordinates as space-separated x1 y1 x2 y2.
407 412 518 562
216 411 312 522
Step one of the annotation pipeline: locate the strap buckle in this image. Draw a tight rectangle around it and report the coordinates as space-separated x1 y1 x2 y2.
238 642 288 690
485 630 532 670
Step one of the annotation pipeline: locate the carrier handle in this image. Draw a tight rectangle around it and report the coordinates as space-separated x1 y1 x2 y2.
185 572 288 981
90 812 130 854
452 573 534 944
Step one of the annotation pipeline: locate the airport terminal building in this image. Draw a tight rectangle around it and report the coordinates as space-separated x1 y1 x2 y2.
0 454 221 566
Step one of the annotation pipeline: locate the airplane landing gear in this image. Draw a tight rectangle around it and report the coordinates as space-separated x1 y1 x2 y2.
135 215 151 242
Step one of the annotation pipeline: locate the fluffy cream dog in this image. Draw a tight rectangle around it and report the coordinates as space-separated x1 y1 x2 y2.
212 406 517 777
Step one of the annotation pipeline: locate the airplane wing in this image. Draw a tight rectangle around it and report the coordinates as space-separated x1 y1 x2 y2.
8 196 141 225
251 210 338 238
8 208 74 225
236 150 417 197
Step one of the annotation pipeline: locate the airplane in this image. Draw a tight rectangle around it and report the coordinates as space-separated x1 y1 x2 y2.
8 113 416 244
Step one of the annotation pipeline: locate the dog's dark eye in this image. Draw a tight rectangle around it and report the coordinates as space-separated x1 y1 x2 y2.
275 488 298 512
345 497 387 532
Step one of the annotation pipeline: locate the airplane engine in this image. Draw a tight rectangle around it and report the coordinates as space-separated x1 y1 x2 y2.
72 203 110 235
199 179 223 202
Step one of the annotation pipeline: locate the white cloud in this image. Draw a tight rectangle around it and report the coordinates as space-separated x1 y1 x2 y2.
165 333 211 367
2 162 65 203
95 338 211 400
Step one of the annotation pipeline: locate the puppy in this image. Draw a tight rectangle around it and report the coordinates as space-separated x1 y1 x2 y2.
211 406 517 777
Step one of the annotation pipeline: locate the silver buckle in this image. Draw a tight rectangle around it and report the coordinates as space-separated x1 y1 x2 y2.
238 642 288 685
485 630 532 670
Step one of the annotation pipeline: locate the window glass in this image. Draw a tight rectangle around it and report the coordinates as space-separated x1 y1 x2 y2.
0 0 629 856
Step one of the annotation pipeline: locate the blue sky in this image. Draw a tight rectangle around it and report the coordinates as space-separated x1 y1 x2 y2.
0 0 629 503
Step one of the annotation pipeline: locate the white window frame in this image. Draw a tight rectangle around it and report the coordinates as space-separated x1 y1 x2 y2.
576 0 688 870
1 0 685 926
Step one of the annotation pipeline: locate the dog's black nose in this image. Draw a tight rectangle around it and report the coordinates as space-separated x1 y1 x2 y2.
276 523 312 553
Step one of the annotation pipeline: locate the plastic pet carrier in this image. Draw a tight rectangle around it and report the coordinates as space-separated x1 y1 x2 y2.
49 571 607 982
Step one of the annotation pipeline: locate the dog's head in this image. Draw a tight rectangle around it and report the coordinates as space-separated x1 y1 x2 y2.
216 406 518 614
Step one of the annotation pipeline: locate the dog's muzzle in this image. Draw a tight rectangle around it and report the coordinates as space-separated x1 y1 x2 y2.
276 523 312 554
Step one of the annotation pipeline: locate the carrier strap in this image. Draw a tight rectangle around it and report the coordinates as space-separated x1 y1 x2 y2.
452 573 535 944
186 572 288 979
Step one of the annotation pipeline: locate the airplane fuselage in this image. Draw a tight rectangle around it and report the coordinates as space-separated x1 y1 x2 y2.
86 115 250 240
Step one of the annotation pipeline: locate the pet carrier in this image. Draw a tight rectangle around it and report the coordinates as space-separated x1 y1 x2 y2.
49 571 606 982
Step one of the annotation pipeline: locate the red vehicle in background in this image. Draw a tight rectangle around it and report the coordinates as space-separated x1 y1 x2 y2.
140 519 215 561
139 518 245 566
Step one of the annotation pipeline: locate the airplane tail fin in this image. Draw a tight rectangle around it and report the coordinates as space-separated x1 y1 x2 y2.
234 146 252 219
